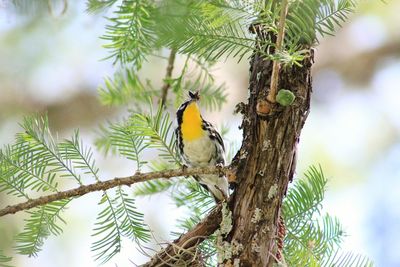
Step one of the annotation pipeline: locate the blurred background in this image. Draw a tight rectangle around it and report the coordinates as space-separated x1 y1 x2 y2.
0 0 399 266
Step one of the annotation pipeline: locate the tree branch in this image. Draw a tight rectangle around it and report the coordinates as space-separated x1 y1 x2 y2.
160 49 177 106
267 0 289 103
140 204 223 267
0 166 227 217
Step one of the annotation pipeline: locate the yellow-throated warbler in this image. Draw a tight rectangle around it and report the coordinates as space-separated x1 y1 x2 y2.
175 91 228 201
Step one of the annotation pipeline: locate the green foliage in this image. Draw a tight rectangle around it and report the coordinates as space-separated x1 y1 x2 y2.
134 177 180 196
0 115 86 200
15 199 71 257
283 166 326 222
16 116 83 185
0 116 80 259
187 55 217 85
86 0 118 13
91 192 122 263
115 187 150 241
89 0 356 112
322 251 374 267
136 165 372 267
0 146 55 198
172 179 214 211
95 121 148 170
0 115 152 264
133 159 183 196
171 179 217 265
270 47 307 68
94 102 179 197
285 214 345 265
283 166 337 264
57 129 150 264
154 0 260 62
90 0 356 69
98 67 159 107
0 250 12 267
171 55 227 111
91 0 270 65
59 130 100 179
91 188 150 264
96 102 182 197
287 0 356 45
283 166 372 267
101 0 157 67
132 103 180 165
184 79 227 112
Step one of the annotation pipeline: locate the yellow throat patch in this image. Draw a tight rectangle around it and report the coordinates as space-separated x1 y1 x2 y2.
181 102 204 141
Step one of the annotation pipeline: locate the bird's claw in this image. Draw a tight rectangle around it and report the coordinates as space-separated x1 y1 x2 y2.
215 163 225 176
181 164 188 175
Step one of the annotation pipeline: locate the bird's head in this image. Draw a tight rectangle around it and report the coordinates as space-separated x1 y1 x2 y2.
188 91 200 102
176 91 201 123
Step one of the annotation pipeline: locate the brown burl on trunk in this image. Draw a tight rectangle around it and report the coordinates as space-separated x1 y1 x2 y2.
227 49 313 266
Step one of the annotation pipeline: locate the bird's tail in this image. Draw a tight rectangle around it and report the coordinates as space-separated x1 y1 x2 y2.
194 174 229 202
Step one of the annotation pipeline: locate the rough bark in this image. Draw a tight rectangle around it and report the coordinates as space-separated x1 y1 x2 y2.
227 49 313 266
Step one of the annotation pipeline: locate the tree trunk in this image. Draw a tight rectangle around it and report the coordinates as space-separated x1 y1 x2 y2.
227 50 313 266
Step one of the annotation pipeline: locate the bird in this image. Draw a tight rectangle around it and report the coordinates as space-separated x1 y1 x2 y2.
175 91 229 201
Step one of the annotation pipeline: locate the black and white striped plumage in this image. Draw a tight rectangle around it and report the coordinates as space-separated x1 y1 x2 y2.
175 91 228 201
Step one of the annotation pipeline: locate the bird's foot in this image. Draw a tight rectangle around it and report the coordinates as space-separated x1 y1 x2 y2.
181 164 188 175
215 163 225 176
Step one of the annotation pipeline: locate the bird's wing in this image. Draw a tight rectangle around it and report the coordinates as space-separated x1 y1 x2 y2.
202 120 225 164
